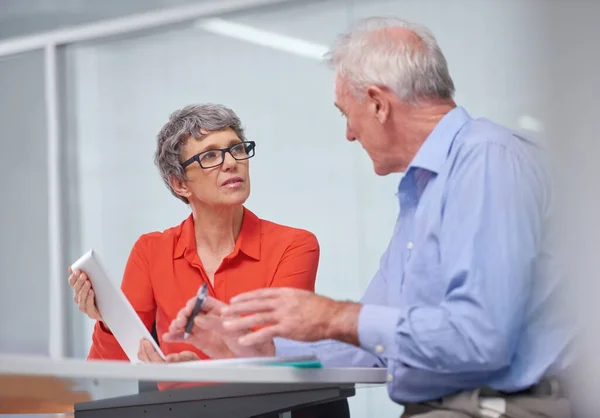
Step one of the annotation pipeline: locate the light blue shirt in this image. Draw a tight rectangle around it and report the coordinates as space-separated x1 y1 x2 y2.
276 106 573 403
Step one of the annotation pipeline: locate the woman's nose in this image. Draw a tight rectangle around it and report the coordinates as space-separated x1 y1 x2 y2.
221 151 237 170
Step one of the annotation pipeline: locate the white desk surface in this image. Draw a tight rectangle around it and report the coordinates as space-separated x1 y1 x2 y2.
0 354 387 384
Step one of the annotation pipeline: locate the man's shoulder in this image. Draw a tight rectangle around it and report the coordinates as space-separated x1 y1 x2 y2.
458 117 535 148
446 117 552 201
451 117 548 167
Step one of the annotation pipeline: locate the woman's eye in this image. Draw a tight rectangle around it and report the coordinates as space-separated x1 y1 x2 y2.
201 151 218 161
231 145 246 156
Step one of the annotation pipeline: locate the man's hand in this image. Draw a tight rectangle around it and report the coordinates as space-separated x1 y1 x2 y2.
221 288 362 347
137 339 199 363
163 296 274 358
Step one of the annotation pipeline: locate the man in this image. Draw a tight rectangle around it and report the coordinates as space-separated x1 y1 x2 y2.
165 17 573 418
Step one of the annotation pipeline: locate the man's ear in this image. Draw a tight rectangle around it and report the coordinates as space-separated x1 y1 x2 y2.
366 85 390 124
169 175 190 199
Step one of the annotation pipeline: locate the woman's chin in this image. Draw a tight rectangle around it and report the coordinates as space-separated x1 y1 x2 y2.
217 191 250 207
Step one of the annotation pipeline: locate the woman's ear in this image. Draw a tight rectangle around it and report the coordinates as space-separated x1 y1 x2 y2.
169 175 191 199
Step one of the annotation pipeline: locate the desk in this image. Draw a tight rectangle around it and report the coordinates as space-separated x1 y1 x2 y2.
0 355 386 417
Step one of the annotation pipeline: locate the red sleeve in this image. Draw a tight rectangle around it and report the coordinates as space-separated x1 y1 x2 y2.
268 231 319 292
87 236 156 361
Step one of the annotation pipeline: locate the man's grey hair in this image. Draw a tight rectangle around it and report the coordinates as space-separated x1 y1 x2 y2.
154 103 246 204
324 16 455 103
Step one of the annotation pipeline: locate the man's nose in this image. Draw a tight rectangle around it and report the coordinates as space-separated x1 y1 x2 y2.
346 123 356 142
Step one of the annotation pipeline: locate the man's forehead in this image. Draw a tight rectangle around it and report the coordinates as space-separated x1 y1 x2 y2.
333 75 349 105
334 74 346 93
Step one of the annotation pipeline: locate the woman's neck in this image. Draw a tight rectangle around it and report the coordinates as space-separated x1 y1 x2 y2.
190 204 244 256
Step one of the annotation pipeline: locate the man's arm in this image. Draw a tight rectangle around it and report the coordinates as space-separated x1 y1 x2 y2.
342 142 545 373
223 140 545 375
270 249 397 368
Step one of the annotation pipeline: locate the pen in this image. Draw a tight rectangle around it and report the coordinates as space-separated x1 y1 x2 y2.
184 283 208 339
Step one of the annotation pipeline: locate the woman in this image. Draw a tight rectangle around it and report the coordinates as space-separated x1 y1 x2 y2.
68 103 319 364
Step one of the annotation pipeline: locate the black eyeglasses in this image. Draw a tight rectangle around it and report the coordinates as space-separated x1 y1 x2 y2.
181 141 256 169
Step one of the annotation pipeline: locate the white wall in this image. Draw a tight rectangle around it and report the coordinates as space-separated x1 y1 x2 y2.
0 50 50 355
544 2 600 414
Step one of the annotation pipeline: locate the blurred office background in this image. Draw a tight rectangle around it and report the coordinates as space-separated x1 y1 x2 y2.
1 0 599 417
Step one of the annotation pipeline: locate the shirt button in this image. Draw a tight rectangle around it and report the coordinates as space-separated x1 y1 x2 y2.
375 344 384 353
387 374 393 382
407 242 414 250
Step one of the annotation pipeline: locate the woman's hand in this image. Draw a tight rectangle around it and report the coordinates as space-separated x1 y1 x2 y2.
164 296 275 359
137 339 199 363
68 266 102 322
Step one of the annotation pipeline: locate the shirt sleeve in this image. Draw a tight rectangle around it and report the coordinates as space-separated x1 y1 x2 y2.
358 142 546 374
87 236 157 360
268 231 319 291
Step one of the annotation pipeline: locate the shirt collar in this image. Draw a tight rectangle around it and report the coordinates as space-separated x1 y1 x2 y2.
408 106 472 174
173 207 261 261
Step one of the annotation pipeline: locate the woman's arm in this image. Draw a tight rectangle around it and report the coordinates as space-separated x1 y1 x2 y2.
268 231 319 291
87 236 157 360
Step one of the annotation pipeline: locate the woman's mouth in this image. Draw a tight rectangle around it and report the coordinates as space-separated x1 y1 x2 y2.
221 177 243 188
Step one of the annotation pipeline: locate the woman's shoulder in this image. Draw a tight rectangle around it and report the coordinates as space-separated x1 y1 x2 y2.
258 216 319 248
131 216 192 253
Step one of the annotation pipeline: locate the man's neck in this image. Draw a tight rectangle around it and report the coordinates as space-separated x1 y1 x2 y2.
391 100 456 171
406 100 456 140
191 204 244 255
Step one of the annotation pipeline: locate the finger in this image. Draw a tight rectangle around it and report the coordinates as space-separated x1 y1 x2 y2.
238 326 281 347
170 297 199 327
178 351 199 361
222 300 277 317
171 311 190 331
138 341 149 362
73 273 88 295
68 269 80 286
165 353 182 362
202 296 228 313
146 343 164 363
166 351 197 363
85 288 98 318
140 339 162 363
183 296 197 313
162 330 184 342
77 282 91 312
229 288 284 304
223 312 279 332
194 314 230 333
172 305 211 331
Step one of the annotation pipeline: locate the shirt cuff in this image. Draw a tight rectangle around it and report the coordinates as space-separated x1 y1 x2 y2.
358 304 402 358
274 337 312 357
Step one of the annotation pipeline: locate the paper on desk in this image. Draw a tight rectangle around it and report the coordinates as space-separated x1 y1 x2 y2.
166 355 322 368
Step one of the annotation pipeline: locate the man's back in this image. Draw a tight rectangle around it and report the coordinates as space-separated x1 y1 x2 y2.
365 106 573 402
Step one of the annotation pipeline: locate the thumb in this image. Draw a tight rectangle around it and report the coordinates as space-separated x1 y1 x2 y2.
178 351 199 361
165 351 198 363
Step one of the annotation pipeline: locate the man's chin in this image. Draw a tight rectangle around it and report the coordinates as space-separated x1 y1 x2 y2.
373 162 392 176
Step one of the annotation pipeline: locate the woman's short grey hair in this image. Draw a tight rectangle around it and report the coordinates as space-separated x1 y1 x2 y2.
154 103 246 204
324 16 455 103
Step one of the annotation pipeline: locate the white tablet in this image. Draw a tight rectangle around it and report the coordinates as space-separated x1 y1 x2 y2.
71 249 165 363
